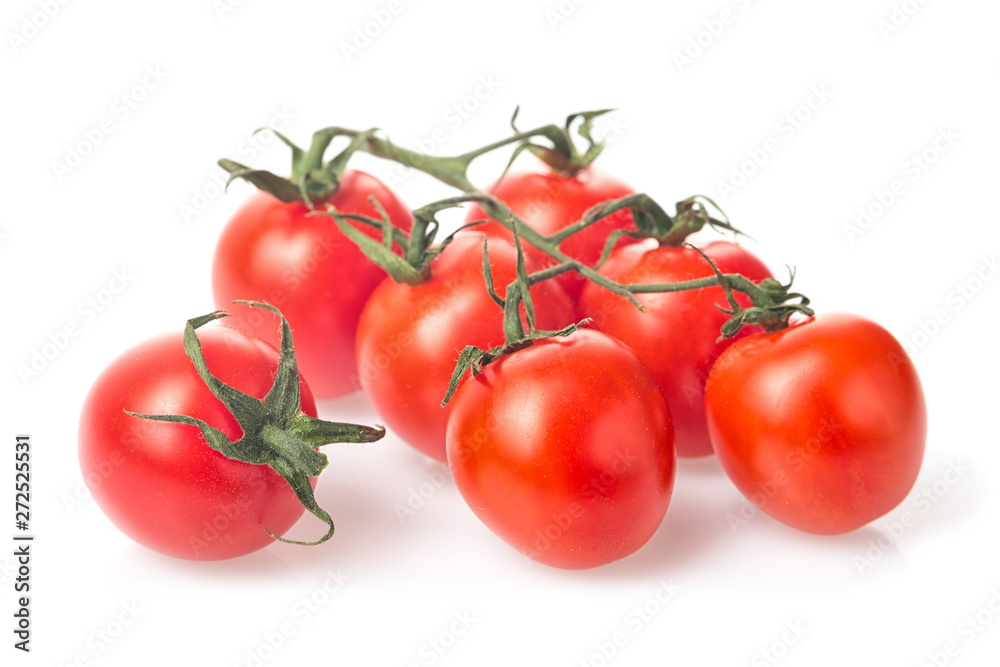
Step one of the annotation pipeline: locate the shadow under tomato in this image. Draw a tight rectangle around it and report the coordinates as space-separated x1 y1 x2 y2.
670 454 728 478
575 457 737 579
114 450 401 580
560 454 924 580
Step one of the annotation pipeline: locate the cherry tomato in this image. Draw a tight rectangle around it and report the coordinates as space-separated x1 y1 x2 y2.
78 326 318 560
446 329 676 569
464 167 636 303
356 232 575 462
577 240 773 458
213 170 412 398
704 313 926 534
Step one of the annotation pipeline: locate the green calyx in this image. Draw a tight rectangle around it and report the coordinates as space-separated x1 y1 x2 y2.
440 229 590 407
587 194 746 266
218 127 378 206
704 255 815 338
505 107 614 177
317 194 498 287
335 107 620 191
125 301 384 546
627 245 815 339
662 195 745 245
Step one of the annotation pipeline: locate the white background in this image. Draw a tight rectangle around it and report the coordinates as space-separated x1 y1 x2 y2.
3 1 999 665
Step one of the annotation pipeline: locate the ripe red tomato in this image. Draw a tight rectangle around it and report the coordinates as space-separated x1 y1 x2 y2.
446 329 676 569
356 232 575 462
577 240 773 458
464 167 636 303
704 313 926 534
78 326 318 560
213 169 412 398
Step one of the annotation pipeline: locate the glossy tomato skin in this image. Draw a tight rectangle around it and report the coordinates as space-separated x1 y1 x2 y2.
356 232 575 462
705 313 926 535
464 167 636 304
446 329 676 569
213 170 413 398
78 327 318 560
577 240 773 458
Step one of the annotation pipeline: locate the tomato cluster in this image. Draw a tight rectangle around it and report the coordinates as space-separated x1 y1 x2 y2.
78 113 927 567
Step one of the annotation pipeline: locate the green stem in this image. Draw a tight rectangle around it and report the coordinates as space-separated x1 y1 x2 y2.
474 197 644 309
301 127 344 174
343 124 572 191
344 127 646 310
458 124 572 163
339 121 808 334
628 274 760 297
526 261 576 286
404 208 431 268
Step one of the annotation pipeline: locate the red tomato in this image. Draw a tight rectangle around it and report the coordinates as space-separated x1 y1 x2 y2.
705 313 926 534
464 167 636 303
213 170 413 398
356 232 575 462
78 326 318 560
577 240 773 458
446 329 676 569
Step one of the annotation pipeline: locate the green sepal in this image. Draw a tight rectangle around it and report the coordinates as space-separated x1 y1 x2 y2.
440 319 589 407
564 109 614 171
508 218 535 338
266 457 333 546
663 195 747 246
218 158 304 204
218 126 378 207
441 345 489 407
247 300 301 427
319 194 497 287
326 128 379 183
567 193 748 255
507 107 613 176
324 203 428 285
124 301 385 547
121 411 270 466
289 413 385 449
480 238 506 309
685 245 814 339
440 215 596 406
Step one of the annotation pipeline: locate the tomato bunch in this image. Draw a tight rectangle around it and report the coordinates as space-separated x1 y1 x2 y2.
79 111 927 568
